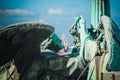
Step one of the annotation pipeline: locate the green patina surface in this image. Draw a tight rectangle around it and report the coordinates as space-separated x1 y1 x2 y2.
0 0 120 80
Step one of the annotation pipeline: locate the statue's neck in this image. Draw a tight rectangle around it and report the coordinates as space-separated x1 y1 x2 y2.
80 22 87 35
79 22 88 42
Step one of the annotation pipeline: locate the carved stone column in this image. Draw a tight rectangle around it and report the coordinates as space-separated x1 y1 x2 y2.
91 0 111 28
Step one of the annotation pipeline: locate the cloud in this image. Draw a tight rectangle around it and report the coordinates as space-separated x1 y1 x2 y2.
39 19 49 24
0 9 35 16
55 21 61 25
48 8 64 15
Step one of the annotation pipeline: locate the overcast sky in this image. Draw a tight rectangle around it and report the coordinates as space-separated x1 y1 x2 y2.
0 0 120 45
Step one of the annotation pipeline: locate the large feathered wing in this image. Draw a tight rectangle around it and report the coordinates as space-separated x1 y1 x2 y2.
0 22 54 66
108 20 120 71
101 16 120 71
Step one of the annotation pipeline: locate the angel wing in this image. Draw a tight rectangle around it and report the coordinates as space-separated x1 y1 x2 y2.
100 16 120 71
0 22 54 66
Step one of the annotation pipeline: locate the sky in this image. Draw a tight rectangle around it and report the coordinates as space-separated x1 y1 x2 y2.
0 0 120 45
